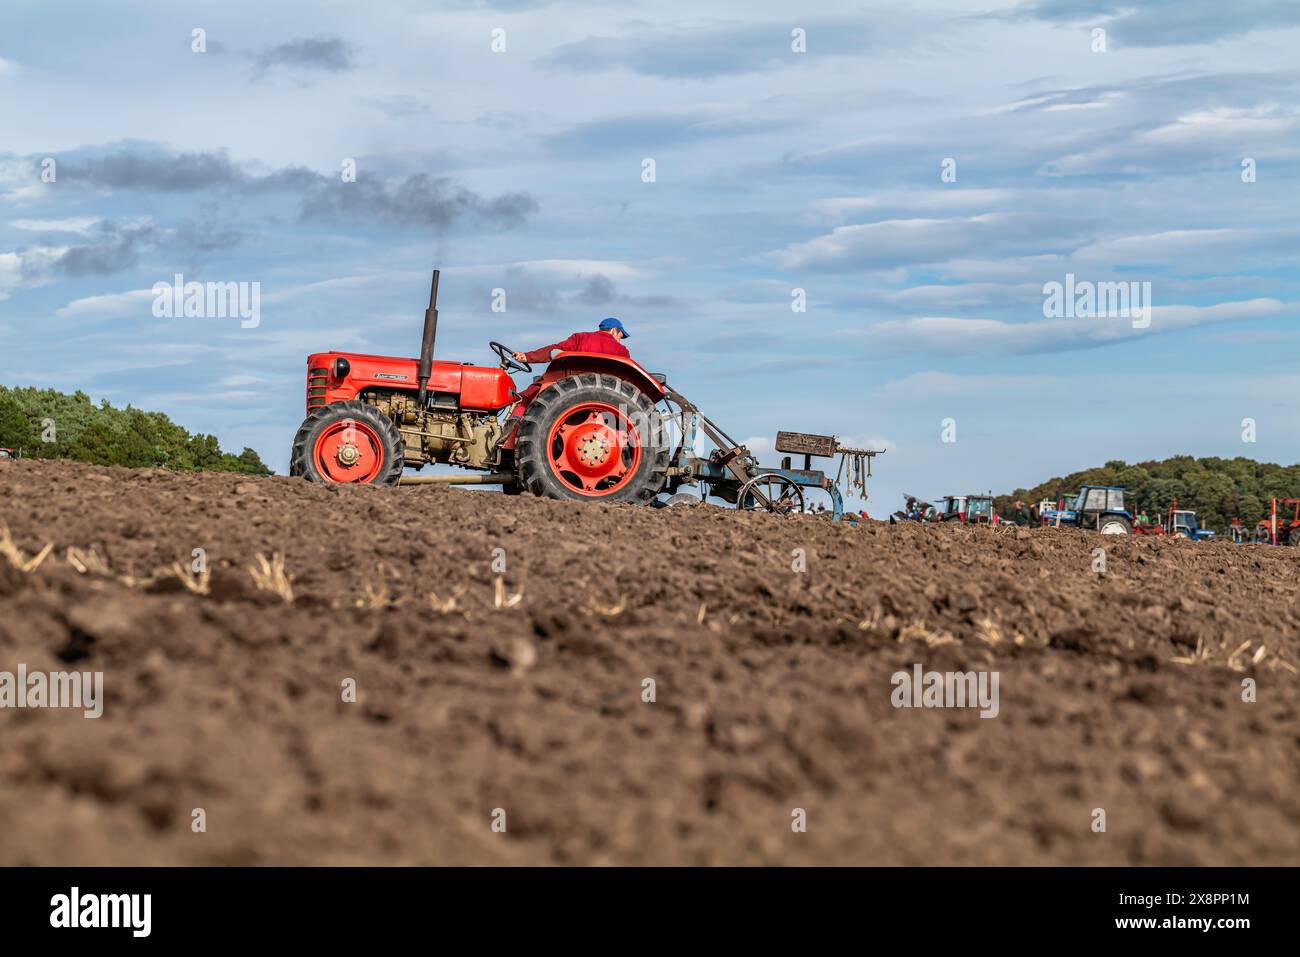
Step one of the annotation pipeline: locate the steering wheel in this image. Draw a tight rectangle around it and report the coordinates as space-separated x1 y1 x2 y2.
490 341 531 374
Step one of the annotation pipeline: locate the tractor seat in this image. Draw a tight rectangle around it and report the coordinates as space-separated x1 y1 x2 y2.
651 372 667 384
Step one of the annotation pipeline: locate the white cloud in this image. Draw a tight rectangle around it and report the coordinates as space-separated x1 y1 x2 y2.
56 288 155 319
0 252 22 296
219 374 265 387
1136 106 1300 146
260 271 423 304
1043 106 1300 175
988 90 1125 115
1072 228 1260 266
881 282 1041 310
0 247 64 298
937 255 1066 283
863 298 1295 356
770 214 1086 272
810 190 1020 221
11 217 99 234
447 259 652 283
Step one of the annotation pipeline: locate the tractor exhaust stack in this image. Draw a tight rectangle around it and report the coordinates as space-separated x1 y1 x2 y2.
416 269 441 406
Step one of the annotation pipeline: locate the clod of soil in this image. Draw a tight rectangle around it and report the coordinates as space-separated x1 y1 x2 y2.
0 457 1297 865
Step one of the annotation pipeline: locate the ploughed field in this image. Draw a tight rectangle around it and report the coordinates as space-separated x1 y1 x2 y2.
1 458 1297 865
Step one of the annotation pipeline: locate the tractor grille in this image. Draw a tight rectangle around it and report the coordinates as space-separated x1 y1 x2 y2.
307 367 329 412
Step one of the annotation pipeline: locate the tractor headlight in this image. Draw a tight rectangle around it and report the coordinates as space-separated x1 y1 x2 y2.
333 358 351 379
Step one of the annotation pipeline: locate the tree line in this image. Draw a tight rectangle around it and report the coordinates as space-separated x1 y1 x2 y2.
0 385 272 476
995 456 1300 532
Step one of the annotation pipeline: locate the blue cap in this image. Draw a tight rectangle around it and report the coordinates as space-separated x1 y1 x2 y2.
599 317 629 338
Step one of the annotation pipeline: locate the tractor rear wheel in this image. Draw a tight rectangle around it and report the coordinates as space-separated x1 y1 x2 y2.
1098 515 1132 535
291 400 404 486
516 373 669 503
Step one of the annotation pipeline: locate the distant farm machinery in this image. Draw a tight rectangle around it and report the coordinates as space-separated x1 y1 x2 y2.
1048 493 1300 545
1254 498 1300 546
892 492 996 524
1041 485 1133 534
1128 498 1215 540
938 494 995 524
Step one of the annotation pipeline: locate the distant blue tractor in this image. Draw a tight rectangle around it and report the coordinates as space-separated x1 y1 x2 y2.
1169 510 1214 541
1043 485 1132 535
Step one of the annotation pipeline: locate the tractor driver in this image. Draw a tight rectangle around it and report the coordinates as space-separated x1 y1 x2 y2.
511 316 630 366
504 317 631 421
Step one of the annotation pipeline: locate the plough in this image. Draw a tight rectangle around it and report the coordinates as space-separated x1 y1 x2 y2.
659 391 884 520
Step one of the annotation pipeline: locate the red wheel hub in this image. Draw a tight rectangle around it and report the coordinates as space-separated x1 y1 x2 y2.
313 419 385 483
547 402 641 496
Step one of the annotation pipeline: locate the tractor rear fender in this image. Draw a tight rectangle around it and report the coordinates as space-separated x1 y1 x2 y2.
539 352 666 402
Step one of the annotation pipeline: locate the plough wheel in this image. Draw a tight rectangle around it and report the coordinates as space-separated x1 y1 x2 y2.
738 473 805 515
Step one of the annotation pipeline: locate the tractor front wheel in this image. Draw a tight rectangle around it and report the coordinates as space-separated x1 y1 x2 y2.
516 373 668 503
291 400 404 486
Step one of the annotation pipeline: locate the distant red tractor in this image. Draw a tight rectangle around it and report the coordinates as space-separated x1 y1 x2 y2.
291 270 670 503
1256 498 1300 546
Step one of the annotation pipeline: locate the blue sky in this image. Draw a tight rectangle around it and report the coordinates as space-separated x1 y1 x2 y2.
2 0 1299 510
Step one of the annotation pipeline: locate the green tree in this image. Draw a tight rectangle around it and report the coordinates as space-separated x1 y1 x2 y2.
0 393 35 451
0 384 275 476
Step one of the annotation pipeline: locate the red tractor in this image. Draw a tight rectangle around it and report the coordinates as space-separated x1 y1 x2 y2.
291 269 670 502
291 269 886 516
1256 498 1300 546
